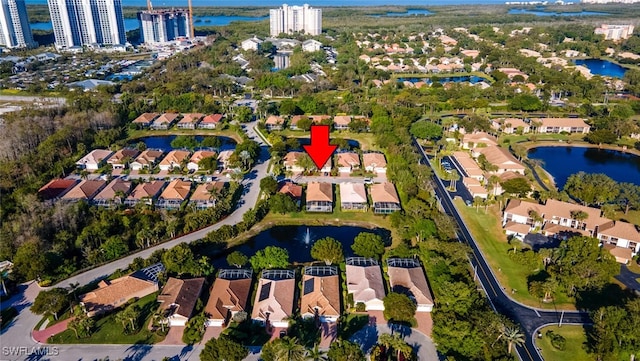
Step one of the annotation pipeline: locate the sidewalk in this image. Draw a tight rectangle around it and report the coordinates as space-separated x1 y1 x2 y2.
32 317 74 343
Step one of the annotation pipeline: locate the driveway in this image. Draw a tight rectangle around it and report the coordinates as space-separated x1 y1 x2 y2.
615 264 640 292
350 323 439 361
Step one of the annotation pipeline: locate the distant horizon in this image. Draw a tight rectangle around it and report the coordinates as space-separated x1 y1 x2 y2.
25 0 517 7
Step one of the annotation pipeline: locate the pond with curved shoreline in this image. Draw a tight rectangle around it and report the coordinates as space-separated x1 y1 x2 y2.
211 225 391 267
527 146 640 188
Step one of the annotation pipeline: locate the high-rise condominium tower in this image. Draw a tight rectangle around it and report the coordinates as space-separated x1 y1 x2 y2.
138 9 191 44
0 0 36 48
47 0 126 50
270 4 322 37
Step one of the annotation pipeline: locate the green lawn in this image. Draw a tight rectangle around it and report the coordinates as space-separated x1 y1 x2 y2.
611 209 640 228
454 199 576 309
49 293 165 344
536 325 592 361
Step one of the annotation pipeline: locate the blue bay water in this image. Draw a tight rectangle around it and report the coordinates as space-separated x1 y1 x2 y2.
573 59 628 78
26 0 509 5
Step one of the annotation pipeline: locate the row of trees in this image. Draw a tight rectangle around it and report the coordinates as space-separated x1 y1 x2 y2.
564 171 640 212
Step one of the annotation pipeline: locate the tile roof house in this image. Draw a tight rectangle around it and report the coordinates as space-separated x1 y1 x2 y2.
125 180 166 206
198 114 224 129
597 221 640 254
130 149 164 171
157 277 206 326
132 113 159 127
93 178 132 207
251 269 296 329
345 258 386 311
217 150 235 170
279 181 303 205
603 244 633 265
499 118 530 134
336 152 360 174
333 115 352 130
265 115 285 131
205 269 253 327
362 153 387 174
461 132 498 149
76 149 114 171
189 182 226 209
61 180 107 202
157 179 191 210
533 118 590 134
453 151 485 180
38 179 78 200
306 182 333 212
106 148 140 169
290 115 309 130
340 182 368 211
283 151 305 173
462 177 489 199
80 263 165 317
187 150 217 172
158 150 191 171
370 182 401 214
301 266 341 322
150 113 179 130
474 146 526 175
386 258 434 312
177 113 205 129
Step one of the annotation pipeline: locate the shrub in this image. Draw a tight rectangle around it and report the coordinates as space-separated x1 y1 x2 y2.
355 302 366 312
546 330 566 351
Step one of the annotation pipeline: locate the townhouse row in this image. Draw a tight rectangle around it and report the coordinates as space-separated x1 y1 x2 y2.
264 114 371 131
38 177 227 210
283 151 387 175
132 113 225 129
78 258 434 331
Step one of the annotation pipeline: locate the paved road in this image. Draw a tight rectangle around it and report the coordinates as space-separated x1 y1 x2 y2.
615 264 640 293
0 95 66 104
350 324 439 360
413 138 590 361
0 121 269 361
291 174 387 184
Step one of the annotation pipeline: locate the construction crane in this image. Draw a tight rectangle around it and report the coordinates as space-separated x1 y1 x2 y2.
188 0 194 38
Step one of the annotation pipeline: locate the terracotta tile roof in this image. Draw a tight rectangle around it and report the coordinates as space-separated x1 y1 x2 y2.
265 115 284 125
501 118 528 129
603 244 633 262
159 150 191 167
533 118 589 128
205 276 252 320
133 113 159 124
306 182 333 202
337 152 360 168
179 113 205 124
158 277 205 318
134 149 164 165
190 150 217 164
339 182 367 203
217 150 234 164
201 114 223 124
370 182 400 204
62 180 107 200
462 132 498 146
159 179 191 201
504 199 545 217
333 115 352 126
387 263 434 307
362 153 386 169
544 199 607 230
598 221 640 242
310 115 331 123
93 179 132 201
38 179 78 200
345 263 385 304
283 152 304 167
77 149 113 166
127 180 165 200
107 149 140 165
301 273 340 318
290 115 307 126
542 223 590 237
154 113 179 125
504 221 531 234
189 182 226 202
453 151 481 171
251 276 296 322
279 181 303 199
476 146 525 171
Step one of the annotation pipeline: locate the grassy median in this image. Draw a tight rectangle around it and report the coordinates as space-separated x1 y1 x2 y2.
535 325 591 361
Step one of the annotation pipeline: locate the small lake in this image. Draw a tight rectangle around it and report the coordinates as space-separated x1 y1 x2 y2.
573 59 628 78
211 225 391 267
370 9 433 17
527 146 640 188
133 135 236 152
398 75 486 84
29 15 266 32
507 9 608 16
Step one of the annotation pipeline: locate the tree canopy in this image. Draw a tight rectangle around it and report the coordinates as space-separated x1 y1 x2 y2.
200 335 248 361
250 246 290 270
564 172 619 206
383 292 417 324
310 237 344 265
351 232 385 259
31 287 69 320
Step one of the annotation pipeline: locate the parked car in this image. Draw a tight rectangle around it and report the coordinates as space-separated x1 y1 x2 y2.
363 178 373 184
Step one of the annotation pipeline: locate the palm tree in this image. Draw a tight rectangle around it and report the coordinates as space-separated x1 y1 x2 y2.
275 337 306 361
497 326 525 354
305 343 327 361
569 210 588 230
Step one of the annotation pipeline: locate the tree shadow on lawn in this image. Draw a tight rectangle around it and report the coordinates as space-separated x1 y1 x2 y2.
575 283 634 311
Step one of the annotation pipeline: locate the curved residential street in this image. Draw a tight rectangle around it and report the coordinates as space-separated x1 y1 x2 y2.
413 138 591 361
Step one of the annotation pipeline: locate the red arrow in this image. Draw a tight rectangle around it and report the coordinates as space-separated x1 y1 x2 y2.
303 125 337 169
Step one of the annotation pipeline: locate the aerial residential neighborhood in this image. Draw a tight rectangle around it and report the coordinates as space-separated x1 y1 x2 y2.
1 0 639 360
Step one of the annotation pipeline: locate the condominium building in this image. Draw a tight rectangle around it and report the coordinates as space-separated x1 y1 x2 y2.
269 4 322 37
47 0 126 50
594 24 635 41
0 0 36 48
138 8 191 44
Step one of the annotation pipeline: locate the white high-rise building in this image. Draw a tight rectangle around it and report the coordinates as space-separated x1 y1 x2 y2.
47 0 126 50
0 0 37 48
270 4 322 37
138 9 191 44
